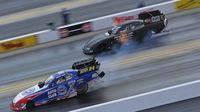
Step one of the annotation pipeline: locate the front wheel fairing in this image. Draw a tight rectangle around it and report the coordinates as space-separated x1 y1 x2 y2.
83 34 113 54
85 34 112 48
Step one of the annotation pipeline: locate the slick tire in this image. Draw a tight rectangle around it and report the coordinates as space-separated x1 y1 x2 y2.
77 83 88 95
154 28 162 33
26 100 35 110
97 44 105 53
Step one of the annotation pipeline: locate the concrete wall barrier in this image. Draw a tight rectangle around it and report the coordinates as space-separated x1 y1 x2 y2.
0 34 38 53
37 30 59 43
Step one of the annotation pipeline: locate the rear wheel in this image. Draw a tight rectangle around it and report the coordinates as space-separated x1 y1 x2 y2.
154 24 165 33
77 83 88 95
154 28 162 33
26 100 35 110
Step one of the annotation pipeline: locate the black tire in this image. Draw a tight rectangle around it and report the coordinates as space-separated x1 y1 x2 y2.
154 28 162 33
26 100 35 110
154 24 165 34
77 83 88 95
97 44 105 53
106 41 114 50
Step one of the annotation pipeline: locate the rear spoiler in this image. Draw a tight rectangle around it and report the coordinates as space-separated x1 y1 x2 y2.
72 58 100 74
138 10 165 24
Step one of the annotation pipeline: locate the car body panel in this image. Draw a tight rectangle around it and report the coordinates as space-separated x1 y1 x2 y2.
11 58 105 111
83 10 168 55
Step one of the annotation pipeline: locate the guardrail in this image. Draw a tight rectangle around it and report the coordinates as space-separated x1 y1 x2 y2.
0 0 199 53
71 79 200 112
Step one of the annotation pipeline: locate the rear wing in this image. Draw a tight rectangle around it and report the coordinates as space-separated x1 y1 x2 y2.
138 10 165 24
72 58 100 74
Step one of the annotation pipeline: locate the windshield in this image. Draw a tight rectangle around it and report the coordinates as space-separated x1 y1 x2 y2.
111 26 121 34
45 75 54 85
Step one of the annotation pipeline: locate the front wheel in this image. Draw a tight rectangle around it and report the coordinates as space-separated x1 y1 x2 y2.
95 44 106 54
26 100 35 110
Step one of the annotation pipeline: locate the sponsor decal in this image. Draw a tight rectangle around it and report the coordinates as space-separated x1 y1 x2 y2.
176 0 200 11
48 89 57 98
0 35 37 53
79 65 96 74
58 22 92 38
113 15 138 25
57 85 67 96
112 9 156 26
1 42 24 49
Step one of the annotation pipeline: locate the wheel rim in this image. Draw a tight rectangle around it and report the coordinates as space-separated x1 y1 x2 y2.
77 84 88 95
26 100 35 109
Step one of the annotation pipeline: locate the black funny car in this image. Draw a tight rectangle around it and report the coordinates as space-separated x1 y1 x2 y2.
83 10 168 55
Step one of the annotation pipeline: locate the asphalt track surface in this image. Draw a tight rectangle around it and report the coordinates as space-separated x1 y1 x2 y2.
0 0 167 40
0 0 69 16
141 96 200 112
8 51 200 112
0 10 199 111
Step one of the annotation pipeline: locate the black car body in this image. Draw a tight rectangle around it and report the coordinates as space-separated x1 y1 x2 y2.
83 10 168 55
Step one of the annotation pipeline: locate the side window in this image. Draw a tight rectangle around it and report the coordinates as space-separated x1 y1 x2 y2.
130 23 135 29
112 26 121 34
65 73 73 81
119 26 126 32
56 76 66 85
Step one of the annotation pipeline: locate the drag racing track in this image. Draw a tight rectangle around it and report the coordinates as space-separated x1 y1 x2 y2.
0 9 200 111
0 0 70 16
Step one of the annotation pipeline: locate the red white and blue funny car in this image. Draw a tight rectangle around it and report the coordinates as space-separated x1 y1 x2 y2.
10 58 105 111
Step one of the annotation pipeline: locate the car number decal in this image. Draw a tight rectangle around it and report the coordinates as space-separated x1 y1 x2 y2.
57 85 67 96
152 16 160 22
79 65 95 74
48 89 57 98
